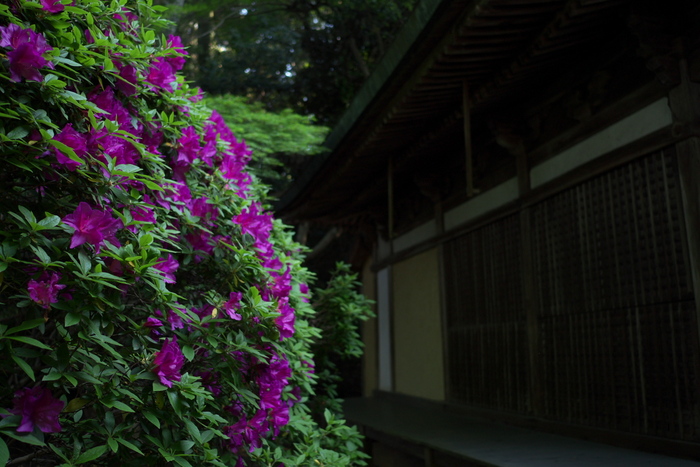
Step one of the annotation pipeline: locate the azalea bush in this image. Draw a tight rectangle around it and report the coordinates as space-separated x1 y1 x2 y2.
0 0 367 465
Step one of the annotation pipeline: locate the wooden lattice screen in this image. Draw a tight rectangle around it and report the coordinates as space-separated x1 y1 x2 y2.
443 214 530 413
444 146 700 441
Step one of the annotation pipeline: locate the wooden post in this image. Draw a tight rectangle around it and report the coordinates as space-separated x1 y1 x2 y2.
388 155 395 245
670 57 700 425
463 81 474 198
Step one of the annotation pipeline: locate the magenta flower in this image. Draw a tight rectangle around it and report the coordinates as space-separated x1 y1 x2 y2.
28 272 66 309
40 0 65 13
87 87 132 129
115 62 138 96
275 298 295 340
144 316 164 328
153 254 179 284
153 337 185 388
0 24 54 82
154 182 191 211
127 200 156 233
200 123 218 166
166 34 188 72
188 197 218 225
177 126 201 165
233 203 273 242
194 370 222 396
223 292 243 320
62 202 122 251
146 57 176 91
10 387 64 433
186 230 214 257
53 124 87 171
165 308 185 331
208 110 236 144
269 268 291 300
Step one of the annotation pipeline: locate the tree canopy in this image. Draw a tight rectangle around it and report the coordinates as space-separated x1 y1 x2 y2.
202 94 329 195
158 0 418 124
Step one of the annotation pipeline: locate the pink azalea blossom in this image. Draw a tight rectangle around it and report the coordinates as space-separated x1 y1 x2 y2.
275 298 295 340
40 0 64 13
166 34 187 71
0 24 54 82
53 124 87 170
223 292 243 320
62 202 122 251
11 387 64 433
153 254 179 284
27 272 66 309
200 123 219 166
186 230 214 258
269 268 291 300
115 62 138 96
127 200 156 233
153 337 185 388
177 126 201 165
87 87 132 129
146 57 176 91
188 197 218 225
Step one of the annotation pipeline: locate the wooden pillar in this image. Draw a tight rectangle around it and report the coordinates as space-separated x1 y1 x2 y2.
388 155 395 245
671 58 700 357
463 81 474 198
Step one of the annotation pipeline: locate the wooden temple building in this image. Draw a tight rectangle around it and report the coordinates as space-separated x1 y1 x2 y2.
278 0 700 464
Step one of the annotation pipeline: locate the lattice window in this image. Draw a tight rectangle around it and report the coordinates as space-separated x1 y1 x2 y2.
444 214 529 412
532 147 699 441
444 146 700 441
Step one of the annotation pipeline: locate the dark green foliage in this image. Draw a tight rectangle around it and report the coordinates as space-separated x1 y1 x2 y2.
203 94 329 195
158 0 419 124
0 1 369 465
310 263 375 415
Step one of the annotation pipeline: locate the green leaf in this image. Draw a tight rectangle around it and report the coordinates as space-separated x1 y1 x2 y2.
48 139 84 165
182 345 195 361
7 126 29 140
116 438 144 455
109 401 134 413
5 336 52 350
107 437 119 453
3 429 44 446
12 355 35 381
38 214 62 229
0 437 9 466
54 56 82 67
30 245 51 264
139 233 154 248
184 419 201 443
64 397 90 413
75 445 107 464
18 206 36 224
167 390 184 417
172 455 193 467
143 411 160 428
65 312 81 327
113 164 141 174
5 318 44 336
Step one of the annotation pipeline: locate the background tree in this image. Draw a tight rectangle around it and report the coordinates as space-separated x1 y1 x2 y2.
202 94 329 196
158 0 419 124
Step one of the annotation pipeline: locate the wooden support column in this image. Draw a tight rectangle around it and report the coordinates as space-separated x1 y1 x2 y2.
463 81 474 198
670 58 700 358
388 155 395 246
